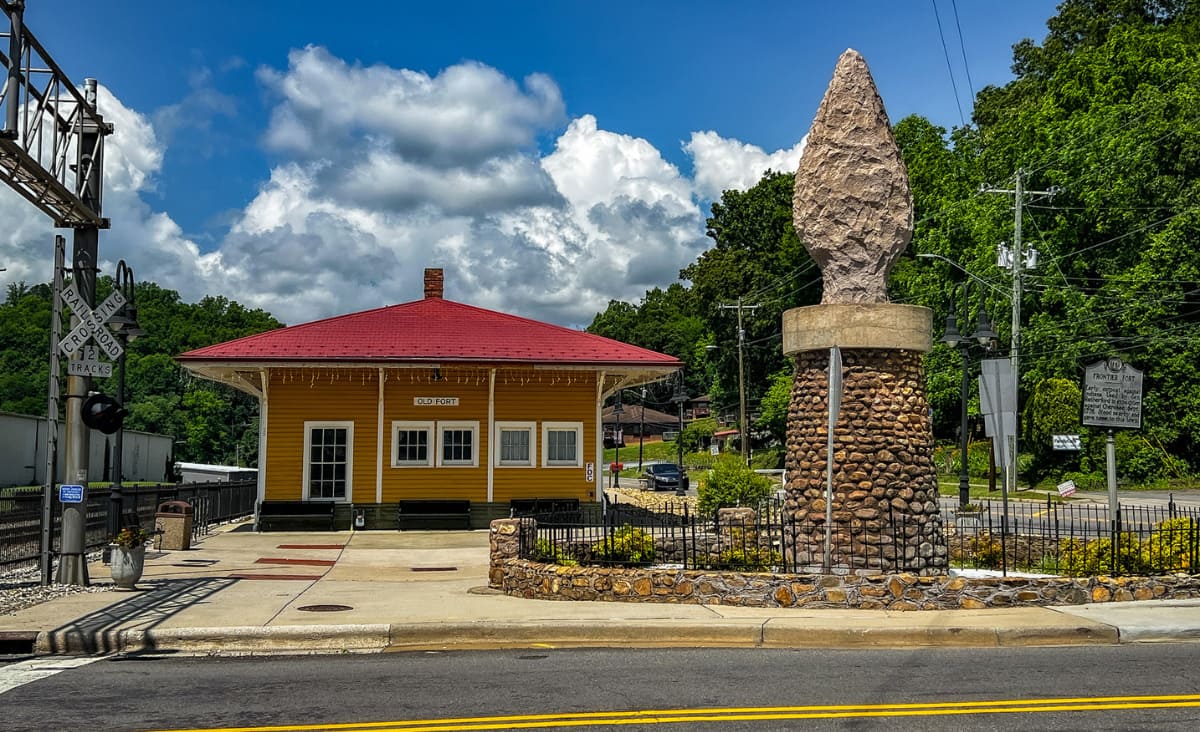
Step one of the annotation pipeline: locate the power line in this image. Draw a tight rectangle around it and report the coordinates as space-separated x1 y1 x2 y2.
950 0 976 117
931 0 967 127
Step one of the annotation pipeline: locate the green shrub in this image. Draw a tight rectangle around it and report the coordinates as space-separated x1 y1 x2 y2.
591 525 656 565
749 448 783 471
1058 471 1106 491
715 545 782 572
680 417 717 454
932 440 995 479
1145 517 1199 572
1060 533 1147 576
956 533 1004 570
698 454 775 515
532 538 578 566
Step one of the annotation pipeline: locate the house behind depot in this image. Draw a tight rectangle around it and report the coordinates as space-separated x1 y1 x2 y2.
177 269 681 529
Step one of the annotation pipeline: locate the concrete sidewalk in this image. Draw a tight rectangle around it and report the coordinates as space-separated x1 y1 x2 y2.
3 521 1199 656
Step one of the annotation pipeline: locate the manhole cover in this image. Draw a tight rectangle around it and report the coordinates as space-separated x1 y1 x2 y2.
297 604 353 612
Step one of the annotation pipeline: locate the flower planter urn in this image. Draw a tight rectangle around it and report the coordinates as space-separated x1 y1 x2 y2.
109 544 146 589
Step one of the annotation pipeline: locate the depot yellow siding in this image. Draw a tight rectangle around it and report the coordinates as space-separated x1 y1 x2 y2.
490 373 595 504
261 367 599 505
263 369 379 502
380 371 489 502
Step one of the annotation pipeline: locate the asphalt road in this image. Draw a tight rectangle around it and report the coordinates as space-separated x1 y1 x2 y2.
3 645 1200 731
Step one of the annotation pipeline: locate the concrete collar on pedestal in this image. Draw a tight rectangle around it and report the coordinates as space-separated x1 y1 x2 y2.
782 304 932 355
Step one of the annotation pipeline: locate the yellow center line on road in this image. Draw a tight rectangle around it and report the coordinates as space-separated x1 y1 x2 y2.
150 693 1200 732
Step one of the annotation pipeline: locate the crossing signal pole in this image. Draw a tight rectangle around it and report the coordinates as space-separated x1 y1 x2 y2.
3 1 113 585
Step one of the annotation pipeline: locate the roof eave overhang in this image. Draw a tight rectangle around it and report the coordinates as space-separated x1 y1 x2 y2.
179 359 681 396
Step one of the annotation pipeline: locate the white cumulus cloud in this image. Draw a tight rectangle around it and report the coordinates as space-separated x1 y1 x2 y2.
685 130 806 202
1 50 809 331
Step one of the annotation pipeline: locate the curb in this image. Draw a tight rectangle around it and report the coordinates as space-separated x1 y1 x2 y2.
35 624 392 656
30 619 1121 656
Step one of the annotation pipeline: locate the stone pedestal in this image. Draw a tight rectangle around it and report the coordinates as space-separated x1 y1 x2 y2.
782 304 947 576
489 518 535 589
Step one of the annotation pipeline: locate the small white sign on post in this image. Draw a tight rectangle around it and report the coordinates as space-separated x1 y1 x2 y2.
1052 434 1081 451
1057 480 1077 498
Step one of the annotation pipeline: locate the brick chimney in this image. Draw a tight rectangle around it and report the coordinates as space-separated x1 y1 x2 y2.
424 268 444 299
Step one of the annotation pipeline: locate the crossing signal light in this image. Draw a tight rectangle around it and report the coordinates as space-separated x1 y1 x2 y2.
81 393 126 434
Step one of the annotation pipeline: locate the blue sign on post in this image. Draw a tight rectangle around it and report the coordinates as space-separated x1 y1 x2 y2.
58 484 85 503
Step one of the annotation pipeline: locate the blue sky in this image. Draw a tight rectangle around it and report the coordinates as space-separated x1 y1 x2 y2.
2 0 1060 327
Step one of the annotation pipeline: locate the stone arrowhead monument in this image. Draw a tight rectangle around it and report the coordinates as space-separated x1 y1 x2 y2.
793 49 912 305
782 49 947 576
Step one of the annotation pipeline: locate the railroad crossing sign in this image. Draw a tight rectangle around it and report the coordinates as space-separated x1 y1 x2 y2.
58 283 125 361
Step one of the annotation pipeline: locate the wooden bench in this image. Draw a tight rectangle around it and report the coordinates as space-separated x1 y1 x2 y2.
509 498 582 526
397 500 471 530
257 501 336 531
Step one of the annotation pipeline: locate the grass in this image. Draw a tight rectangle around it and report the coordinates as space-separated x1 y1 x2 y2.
603 439 706 474
936 479 1067 504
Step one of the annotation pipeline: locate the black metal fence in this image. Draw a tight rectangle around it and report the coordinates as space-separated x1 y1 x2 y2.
518 495 1200 576
0 481 257 572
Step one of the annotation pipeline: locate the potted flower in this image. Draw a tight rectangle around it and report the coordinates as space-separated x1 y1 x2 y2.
109 525 151 589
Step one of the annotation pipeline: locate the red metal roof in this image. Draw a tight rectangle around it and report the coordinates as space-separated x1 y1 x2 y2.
178 297 681 367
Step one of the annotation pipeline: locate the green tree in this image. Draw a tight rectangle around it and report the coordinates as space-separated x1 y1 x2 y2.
0 276 281 467
683 170 820 430
755 368 793 448
899 1 1200 481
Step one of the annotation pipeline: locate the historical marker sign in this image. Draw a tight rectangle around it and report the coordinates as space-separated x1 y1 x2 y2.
1082 357 1143 430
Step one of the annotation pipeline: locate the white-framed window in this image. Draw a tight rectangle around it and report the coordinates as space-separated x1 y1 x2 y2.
542 421 583 467
392 420 434 467
437 420 479 467
495 421 536 467
303 421 353 501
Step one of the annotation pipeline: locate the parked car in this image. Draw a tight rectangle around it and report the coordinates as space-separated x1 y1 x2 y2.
641 463 689 491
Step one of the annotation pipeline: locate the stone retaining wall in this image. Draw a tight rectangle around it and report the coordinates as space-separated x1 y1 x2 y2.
490 519 1200 610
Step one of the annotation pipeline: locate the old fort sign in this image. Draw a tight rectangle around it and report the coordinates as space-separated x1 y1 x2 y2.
1082 357 1143 430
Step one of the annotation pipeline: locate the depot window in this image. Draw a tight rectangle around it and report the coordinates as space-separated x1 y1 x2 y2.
392 421 433 467
438 421 479 467
495 422 536 467
542 421 583 467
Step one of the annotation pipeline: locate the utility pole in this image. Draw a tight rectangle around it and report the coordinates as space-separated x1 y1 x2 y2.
982 169 1054 497
720 298 759 465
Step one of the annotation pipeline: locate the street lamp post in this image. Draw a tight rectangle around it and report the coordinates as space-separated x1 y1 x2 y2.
611 390 622 489
105 260 144 543
671 376 688 495
637 387 646 471
937 285 998 508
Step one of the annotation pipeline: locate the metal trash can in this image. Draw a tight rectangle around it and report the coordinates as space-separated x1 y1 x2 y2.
155 500 194 550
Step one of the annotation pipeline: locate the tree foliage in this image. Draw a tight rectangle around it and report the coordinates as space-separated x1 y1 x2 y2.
896 0 1200 482
0 278 281 467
